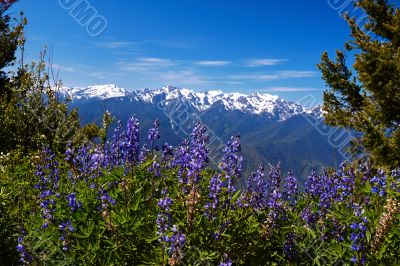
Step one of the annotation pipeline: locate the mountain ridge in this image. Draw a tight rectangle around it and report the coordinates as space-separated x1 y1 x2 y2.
59 84 322 122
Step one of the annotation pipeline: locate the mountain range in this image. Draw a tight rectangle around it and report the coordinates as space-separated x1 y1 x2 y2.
59 84 344 185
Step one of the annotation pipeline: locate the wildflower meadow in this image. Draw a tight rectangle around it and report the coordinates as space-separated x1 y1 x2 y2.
1 117 399 265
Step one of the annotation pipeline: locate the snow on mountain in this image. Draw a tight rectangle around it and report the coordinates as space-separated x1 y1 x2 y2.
60 84 127 100
60 84 322 121
132 85 322 121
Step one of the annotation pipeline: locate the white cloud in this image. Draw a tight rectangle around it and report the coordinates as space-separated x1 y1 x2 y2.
229 71 317 81
143 39 196 49
137 57 172 64
95 41 137 49
117 58 174 72
277 71 317 78
196 60 231 66
245 58 287 67
50 64 76 72
159 70 210 86
96 39 196 50
224 81 243 85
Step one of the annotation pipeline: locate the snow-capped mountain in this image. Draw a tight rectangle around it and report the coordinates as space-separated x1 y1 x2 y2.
60 84 321 122
60 84 127 100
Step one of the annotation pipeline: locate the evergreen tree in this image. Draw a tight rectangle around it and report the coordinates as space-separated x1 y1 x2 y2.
318 0 400 168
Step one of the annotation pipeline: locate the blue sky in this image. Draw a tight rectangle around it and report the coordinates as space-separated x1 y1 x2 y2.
10 0 362 103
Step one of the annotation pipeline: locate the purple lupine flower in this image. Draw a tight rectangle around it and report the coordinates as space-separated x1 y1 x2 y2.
349 212 368 265
329 217 345 242
157 188 173 242
72 144 89 179
97 182 118 217
16 242 31 264
59 219 75 250
70 144 105 182
205 174 223 219
262 174 283 239
148 119 160 150
171 124 210 190
283 233 298 261
66 193 82 212
67 170 75 183
172 139 191 186
161 143 174 164
103 143 112 169
59 220 74 232
98 189 117 210
158 195 174 212
244 164 268 210
268 192 282 211
352 203 365 218
264 165 284 234
300 207 316 227
171 124 210 187
391 168 400 179
267 164 281 192
42 222 49 229
359 162 372 183
220 134 242 195
370 169 387 197
304 168 342 218
35 147 60 230
335 166 356 201
139 144 149 163
213 231 221 241
125 116 140 165
40 189 53 198
107 181 119 189
283 171 298 203
267 188 282 212
65 142 74 162
317 170 336 214
16 226 31 264
350 255 366 265
219 253 232 266
148 158 161 177
390 168 400 192
107 120 125 168
305 169 324 197
59 220 75 251
167 225 186 262
89 147 106 172
187 123 209 184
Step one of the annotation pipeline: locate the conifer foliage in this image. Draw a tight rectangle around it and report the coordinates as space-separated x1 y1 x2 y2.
318 0 400 167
